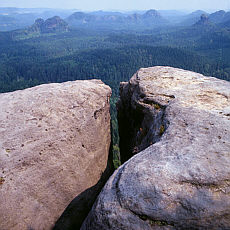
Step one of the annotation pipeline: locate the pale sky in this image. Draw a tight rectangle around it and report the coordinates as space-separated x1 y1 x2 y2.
0 0 229 11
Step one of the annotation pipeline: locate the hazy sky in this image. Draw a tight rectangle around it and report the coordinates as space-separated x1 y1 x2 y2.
0 0 230 11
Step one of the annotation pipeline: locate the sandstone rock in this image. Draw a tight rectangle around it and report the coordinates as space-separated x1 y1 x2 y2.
29 16 69 34
0 80 112 230
195 14 210 26
81 67 230 229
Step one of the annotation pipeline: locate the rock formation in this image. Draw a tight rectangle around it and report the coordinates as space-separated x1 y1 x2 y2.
209 10 230 24
67 9 167 28
0 80 112 230
29 16 69 34
195 14 210 26
142 9 163 20
81 67 230 229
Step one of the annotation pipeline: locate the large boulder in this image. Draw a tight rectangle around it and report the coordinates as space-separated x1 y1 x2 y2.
0 80 112 230
81 67 230 229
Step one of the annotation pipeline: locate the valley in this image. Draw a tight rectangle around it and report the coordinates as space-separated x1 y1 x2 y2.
1 5 230 229
0 8 230 167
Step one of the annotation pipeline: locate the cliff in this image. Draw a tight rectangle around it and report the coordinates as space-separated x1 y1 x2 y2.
194 14 211 26
29 16 69 34
67 9 168 28
0 80 112 230
81 67 230 229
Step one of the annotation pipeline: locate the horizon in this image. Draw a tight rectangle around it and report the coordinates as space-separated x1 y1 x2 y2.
0 6 229 14
0 0 229 12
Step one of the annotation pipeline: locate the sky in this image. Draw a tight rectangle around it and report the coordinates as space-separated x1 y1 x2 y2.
0 0 230 11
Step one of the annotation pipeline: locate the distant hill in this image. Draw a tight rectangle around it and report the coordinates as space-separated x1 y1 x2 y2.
158 10 188 24
180 10 208 26
220 19 230 28
0 14 34 31
142 9 161 19
89 11 125 17
0 15 17 29
192 11 230 29
194 14 212 26
161 10 230 26
141 9 168 23
66 9 168 29
0 7 74 31
209 10 230 24
29 16 69 34
2 8 230 32
0 16 69 41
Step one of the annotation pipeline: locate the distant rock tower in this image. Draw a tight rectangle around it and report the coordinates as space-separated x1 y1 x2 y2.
195 14 210 26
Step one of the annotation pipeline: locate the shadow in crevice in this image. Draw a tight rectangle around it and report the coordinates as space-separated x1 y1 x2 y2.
53 141 114 230
117 86 168 164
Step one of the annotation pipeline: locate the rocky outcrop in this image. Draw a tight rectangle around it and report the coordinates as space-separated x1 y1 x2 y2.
41 16 69 33
0 80 112 230
194 14 210 26
29 16 69 34
143 9 161 18
209 10 230 24
81 67 230 229
67 9 167 28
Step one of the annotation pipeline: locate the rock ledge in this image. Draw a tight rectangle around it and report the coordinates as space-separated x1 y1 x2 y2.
81 67 230 230
0 80 111 230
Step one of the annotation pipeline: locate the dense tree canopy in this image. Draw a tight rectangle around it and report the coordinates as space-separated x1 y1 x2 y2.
1 25 230 167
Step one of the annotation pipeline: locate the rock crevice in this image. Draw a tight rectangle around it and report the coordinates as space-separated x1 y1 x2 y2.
117 74 173 163
0 80 113 230
81 66 230 230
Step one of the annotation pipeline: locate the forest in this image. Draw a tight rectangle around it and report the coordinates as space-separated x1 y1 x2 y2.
1 12 230 167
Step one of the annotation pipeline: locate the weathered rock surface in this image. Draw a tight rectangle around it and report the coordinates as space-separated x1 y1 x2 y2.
0 80 112 230
81 67 230 229
30 16 69 34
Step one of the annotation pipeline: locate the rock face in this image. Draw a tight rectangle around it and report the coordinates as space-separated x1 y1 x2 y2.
81 67 230 229
0 80 112 230
142 9 163 20
41 16 69 33
30 16 69 34
67 9 167 28
195 14 210 26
